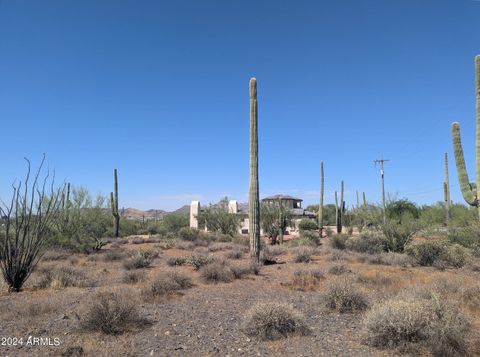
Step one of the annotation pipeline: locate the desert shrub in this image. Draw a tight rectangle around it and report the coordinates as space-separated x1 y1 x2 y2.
289 269 324 291
38 266 92 289
123 253 152 270
208 242 234 252
178 227 202 241
103 249 126 262
122 270 146 284
293 247 314 263
230 264 253 279
42 250 70 261
130 237 145 244
328 264 349 275
80 291 147 334
187 254 215 270
260 249 277 265
241 302 310 340
328 249 347 261
363 298 435 347
199 262 235 283
286 238 317 248
140 248 161 260
448 224 480 251
161 213 189 233
298 218 318 231
442 244 471 268
362 296 470 356
174 241 196 250
346 233 388 254
142 271 193 299
330 234 349 250
232 235 250 246
405 240 446 266
357 252 415 267
299 230 320 245
166 256 187 267
325 227 333 237
263 246 287 257
226 249 243 260
250 261 262 275
382 220 418 253
324 277 369 313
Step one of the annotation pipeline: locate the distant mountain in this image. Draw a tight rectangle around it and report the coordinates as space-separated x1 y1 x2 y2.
122 201 248 220
122 207 167 221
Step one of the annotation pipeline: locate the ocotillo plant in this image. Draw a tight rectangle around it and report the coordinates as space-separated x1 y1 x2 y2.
444 152 451 226
110 168 120 238
318 161 324 237
452 55 480 219
249 78 260 260
62 182 70 224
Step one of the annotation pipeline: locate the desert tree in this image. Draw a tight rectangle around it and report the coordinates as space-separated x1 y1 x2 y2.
0 156 64 292
197 197 241 236
260 201 293 245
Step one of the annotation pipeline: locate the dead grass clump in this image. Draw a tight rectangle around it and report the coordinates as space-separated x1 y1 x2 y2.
175 241 196 250
80 291 148 335
130 237 145 244
226 249 243 260
264 246 287 257
208 242 234 252
328 264 349 275
293 247 314 263
200 262 235 283
328 249 347 262
122 270 146 284
42 250 69 261
38 266 92 289
289 269 324 291
142 271 193 300
242 302 310 340
123 253 152 270
357 252 415 267
362 296 470 356
324 277 369 313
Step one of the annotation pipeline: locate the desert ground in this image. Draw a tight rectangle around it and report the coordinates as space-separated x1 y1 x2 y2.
1 228 479 357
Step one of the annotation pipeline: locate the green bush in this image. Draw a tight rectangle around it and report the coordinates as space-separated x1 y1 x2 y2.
330 234 349 250
382 220 418 253
448 224 480 252
405 240 446 266
299 230 320 246
298 219 318 231
345 233 388 254
405 240 470 268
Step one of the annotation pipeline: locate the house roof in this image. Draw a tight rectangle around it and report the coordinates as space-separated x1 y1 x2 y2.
262 194 303 202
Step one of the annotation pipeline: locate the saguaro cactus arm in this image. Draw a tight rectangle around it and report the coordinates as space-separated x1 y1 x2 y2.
452 122 478 206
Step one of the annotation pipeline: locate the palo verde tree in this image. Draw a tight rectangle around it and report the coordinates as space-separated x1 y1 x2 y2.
451 55 480 219
197 197 241 236
249 77 261 261
0 156 64 292
260 201 293 245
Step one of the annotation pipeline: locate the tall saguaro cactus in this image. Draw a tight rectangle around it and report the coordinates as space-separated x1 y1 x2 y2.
249 78 261 261
444 152 451 226
451 55 480 219
110 168 120 238
318 161 324 237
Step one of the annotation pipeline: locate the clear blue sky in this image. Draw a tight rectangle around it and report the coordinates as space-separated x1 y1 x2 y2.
0 0 479 211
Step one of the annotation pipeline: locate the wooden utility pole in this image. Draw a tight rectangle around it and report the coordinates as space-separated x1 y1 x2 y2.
374 158 390 224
